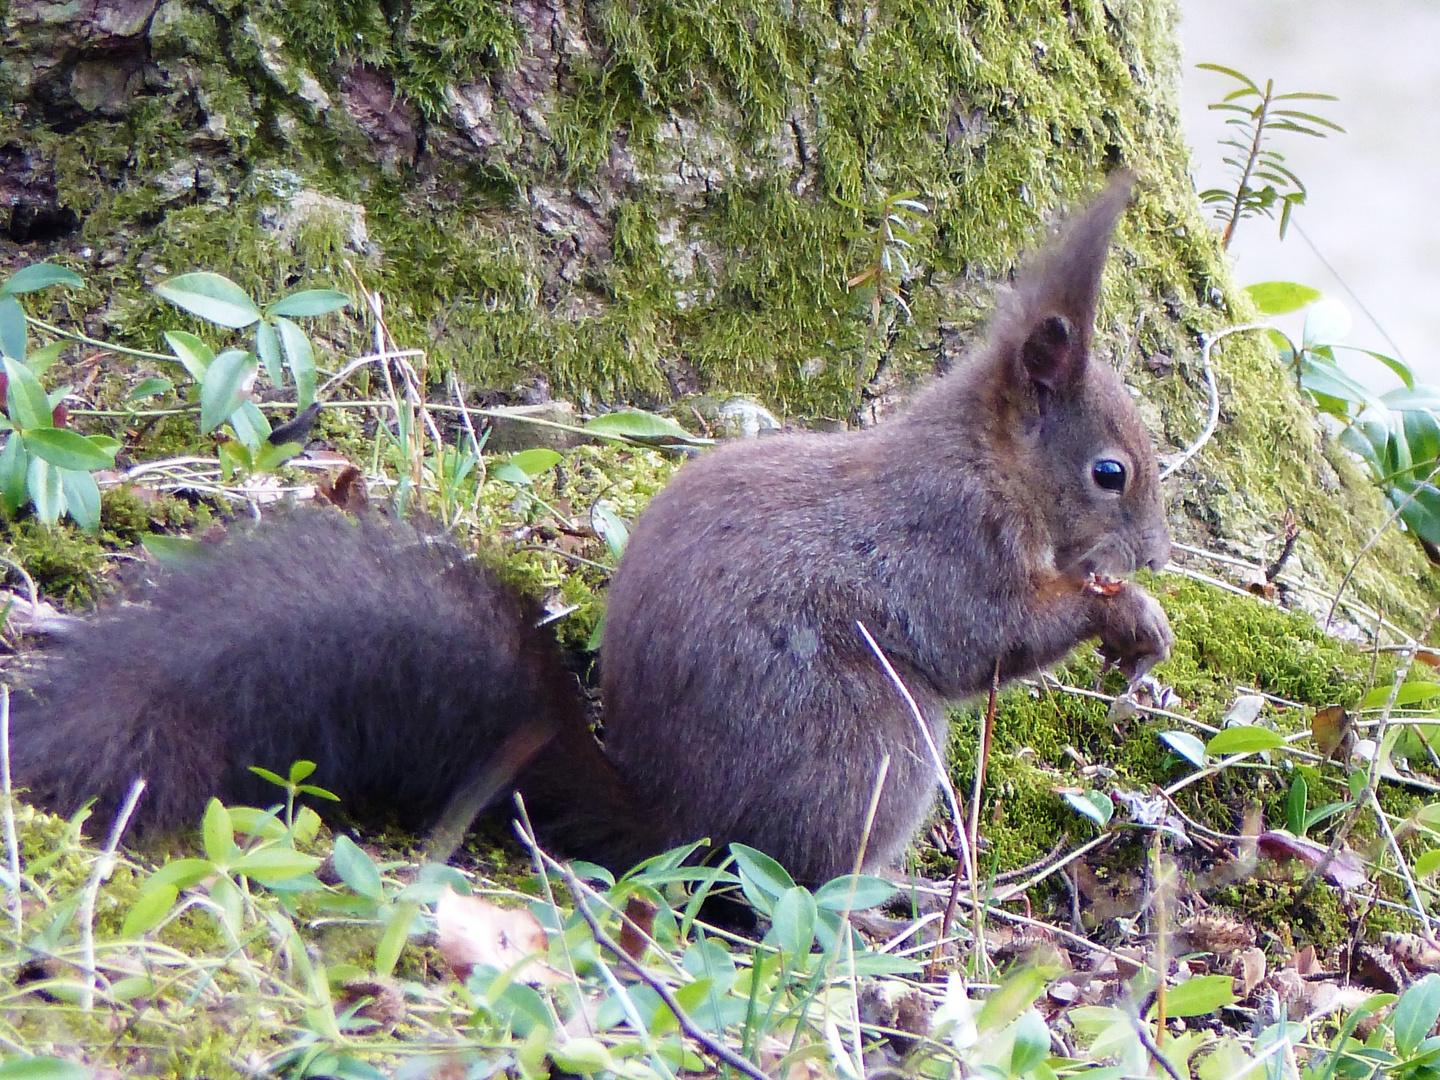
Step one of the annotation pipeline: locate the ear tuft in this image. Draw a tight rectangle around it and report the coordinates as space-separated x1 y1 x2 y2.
1004 173 1135 393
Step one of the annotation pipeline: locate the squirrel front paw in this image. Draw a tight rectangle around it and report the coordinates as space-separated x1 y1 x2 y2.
1092 581 1175 681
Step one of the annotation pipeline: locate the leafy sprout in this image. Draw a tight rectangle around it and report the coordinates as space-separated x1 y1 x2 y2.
1196 64 1344 248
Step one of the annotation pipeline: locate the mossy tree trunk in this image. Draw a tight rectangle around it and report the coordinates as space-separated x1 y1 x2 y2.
1 0 1434 624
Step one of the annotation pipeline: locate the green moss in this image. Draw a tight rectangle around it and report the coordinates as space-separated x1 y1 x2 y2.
0 519 110 605
948 575 1384 868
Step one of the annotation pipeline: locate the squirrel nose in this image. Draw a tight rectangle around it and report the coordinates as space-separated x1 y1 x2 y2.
1145 536 1172 573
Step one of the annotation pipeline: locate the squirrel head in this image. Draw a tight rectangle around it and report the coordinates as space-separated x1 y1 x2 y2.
986 175 1170 580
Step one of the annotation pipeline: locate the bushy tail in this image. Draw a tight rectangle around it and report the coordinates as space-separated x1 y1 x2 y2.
9 511 661 868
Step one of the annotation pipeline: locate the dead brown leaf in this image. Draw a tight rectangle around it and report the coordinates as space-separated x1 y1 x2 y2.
434 886 560 985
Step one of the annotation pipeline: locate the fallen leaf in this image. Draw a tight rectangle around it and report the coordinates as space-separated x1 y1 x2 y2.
1311 705 1355 763
434 886 560 985
1256 831 1367 889
1232 947 1267 998
618 894 657 962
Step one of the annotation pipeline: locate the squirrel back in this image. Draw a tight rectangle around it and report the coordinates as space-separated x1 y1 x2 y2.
12 176 1171 882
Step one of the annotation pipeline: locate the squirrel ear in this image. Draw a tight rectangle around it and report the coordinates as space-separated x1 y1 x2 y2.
1008 172 1134 396
1020 314 1079 392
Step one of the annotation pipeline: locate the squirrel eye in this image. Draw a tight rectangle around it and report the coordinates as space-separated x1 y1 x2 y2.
1092 459 1126 493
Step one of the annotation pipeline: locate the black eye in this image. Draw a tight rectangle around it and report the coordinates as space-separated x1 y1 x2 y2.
1093 459 1126 493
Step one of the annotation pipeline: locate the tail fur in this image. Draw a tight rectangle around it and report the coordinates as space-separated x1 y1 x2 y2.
10 511 660 868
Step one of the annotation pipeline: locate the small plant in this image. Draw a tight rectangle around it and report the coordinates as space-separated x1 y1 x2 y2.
155 272 348 474
1248 282 1440 559
845 191 929 326
1196 64 1343 248
0 265 120 532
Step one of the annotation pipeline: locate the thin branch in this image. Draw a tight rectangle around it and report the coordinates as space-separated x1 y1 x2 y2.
855 621 975 904
1 686 21 939
1159 323 1268 481
78 779 145 1010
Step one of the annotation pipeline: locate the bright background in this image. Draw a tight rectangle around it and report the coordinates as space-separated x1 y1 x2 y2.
1178 0 1440 385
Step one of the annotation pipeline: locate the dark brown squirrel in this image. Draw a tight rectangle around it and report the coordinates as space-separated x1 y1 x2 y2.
9 176 1172 883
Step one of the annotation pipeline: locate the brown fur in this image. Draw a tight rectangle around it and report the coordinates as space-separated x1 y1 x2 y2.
11 177 1171 881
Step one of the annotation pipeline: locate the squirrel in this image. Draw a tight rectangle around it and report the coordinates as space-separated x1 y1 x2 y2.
9 175 1172 884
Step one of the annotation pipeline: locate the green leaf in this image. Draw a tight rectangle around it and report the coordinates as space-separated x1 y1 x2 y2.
274 316 316 409
375 900 418 977
199 350 257 434
331 835 384 901
1361 682 1440 710
267 289 349 317
217 440 250 481
1415 850 1440 878
255 319 282 386
139 857 214 895
769 886 817 955
1009 1008 1051 1077
0 434 27 515
289 760 318 783
201 798 236 865
1063 789 1113 826
813 874 898 912
1160 730 1207 768
1 263 84 295
155 272 261 329
4 358 52 430
122 884 179 938
227 399 270 451
549 1039 616 1075
0 1055 95 1079
506 448 562 479
209 873 243 932
591 501 628 559
25 457 62 525
1244 280 1321 315
227 807 288 841
24 428 115 472
26 341 65 376
1286 774 1308 836
1205 726 1286 755
59 469 100 533
1394 974 1440 1057
141 534 208 568
977 966 1049 1036
731 843 796 915
126 376 173 403
584 409 700 442
163 330 213 382
489 462 533 486
231 848 323 884
254 440 302 474
1159 974 1236 1018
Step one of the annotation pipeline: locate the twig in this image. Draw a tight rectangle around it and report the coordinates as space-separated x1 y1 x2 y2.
24 315 173 362
1318 610 1439 935
1327 463 1440 629
316 349 425 399
1129 1007 1185 1080
855 622 972 881
79 778 145 1010
1 686 21 938
0 555 39 635
1159 323 1268 481
993 834 1112 903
